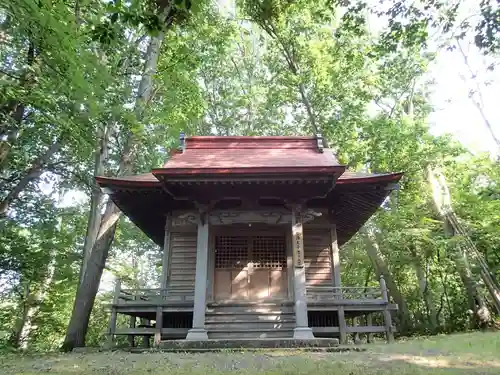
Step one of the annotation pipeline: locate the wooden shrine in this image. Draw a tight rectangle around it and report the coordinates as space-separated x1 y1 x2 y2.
97 135 402 345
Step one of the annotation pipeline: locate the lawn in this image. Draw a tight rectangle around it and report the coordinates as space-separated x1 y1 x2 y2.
1 332 499 375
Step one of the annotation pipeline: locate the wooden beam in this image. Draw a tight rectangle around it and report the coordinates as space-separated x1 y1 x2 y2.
348 325 387 333
330 223 341 290
311 326 388 334
160 213 172 289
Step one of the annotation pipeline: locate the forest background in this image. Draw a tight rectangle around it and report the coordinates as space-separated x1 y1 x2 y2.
0 0 499 351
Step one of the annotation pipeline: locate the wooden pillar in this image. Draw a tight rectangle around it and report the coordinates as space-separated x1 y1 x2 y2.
338 305 347 344
330 223 341 291
380 275 394 343
366 314 374 343
186 213 209 340
107 279 121 346
160 213 172 290
291 205 314 339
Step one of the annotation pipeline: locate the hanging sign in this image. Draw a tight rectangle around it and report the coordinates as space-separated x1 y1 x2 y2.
292 224 304 268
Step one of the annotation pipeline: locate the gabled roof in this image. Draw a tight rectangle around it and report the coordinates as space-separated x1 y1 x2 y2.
153 136 344 176
95 135 403 247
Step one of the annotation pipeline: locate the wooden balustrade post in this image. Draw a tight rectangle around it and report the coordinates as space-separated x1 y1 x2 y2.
379 275 388 302
154 306 163 347
141 319 150 348
379 275 394 343
353 316 360 344
128 316 136 347
338 306 347 345
330 223 342 299
107 279 121 347
366 313 374 343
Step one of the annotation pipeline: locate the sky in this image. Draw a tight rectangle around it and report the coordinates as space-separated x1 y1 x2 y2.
217 0 500 156
428 43 500 156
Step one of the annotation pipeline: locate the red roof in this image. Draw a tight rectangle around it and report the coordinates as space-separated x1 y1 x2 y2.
153 136 343 176
94 135 403 246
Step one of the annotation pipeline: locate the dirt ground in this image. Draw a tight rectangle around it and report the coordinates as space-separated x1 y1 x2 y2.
1 332 499 375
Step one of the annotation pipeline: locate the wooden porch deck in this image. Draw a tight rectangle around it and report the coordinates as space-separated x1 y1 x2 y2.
107 277 397 346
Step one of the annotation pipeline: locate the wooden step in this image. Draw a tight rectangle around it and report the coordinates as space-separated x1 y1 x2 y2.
206 305 294 314
205 314 295 322
208 300 293 307
205 322 296 330
205 310 295 319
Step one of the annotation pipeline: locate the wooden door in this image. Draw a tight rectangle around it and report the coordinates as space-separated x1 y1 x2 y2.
213 233 287 301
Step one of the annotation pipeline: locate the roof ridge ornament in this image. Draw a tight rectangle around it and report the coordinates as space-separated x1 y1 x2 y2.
179 132 186 153
316 134 324 153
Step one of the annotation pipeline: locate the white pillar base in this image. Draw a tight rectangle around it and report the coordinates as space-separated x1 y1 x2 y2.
293 327 315 340
185 328 208 341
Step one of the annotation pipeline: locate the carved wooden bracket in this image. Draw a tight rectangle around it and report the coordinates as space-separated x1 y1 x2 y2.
171 209 322 227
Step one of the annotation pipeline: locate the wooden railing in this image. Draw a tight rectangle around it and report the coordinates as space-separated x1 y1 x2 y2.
111 276 390 305
307 275 389 303
112 281 194 305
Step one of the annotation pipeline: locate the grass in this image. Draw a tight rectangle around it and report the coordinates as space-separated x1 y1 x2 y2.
1 331 499 375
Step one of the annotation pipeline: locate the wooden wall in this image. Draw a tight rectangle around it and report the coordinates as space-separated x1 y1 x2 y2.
167 230 197 297
303 229 334 289
165 222 335 301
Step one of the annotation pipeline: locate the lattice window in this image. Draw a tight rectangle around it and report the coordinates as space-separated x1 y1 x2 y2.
252 236 286 269
215 236 249 269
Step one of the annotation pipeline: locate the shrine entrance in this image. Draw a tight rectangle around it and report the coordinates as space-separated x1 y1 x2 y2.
212 227 289 301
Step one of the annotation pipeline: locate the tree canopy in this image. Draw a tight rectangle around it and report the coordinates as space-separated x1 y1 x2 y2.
0 0 499 350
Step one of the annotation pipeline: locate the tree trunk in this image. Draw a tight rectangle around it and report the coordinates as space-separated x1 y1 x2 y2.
445 212 500 314
364 227 412 333
0 41 35 169
9 282 31 347
62 32 165 351
0 140 61 217
79 122 113 285
10 247 56 349
428 167 498 324
61 201 121 351
17 254 56 349
413 257 438 331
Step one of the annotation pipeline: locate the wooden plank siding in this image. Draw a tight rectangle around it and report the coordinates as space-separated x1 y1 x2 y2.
167 232 197 296
303 229 333 291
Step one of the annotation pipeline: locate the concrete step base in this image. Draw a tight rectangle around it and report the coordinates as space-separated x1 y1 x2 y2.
208 329 294 339
157 338 340 350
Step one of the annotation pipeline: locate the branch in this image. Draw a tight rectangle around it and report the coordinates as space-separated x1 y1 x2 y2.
0 69 21 80
457 39 500 149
